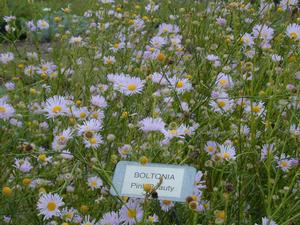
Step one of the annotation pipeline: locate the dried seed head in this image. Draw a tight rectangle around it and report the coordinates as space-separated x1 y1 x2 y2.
151 191 158 199
189 201 198 210
225 183 234 193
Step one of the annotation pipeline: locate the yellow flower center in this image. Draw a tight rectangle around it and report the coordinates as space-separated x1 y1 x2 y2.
217 100 226 108
38 154 47 162
65 212 73 219
184 128 189 134
2 186 12 195
280 161 288 168
290 32 298 40
122 150 129 155
176 81 184 88
127 83 137 91
217 210 225 220
41 66 48 71
114 43 120 49
0 106 6 113
169 129 177 135
80 112 87 118
208 146 214 152
149 217 155 222
47 201 57 211
58 136 66 143
106 59 113 65
89 137 97 145
252 106 261 113
219 79 227 86
41 21 48 28
127 208 137 218
92 113 98 119
52 106 62 113
223 152 230 159
156 53 166 61
91 180 97 187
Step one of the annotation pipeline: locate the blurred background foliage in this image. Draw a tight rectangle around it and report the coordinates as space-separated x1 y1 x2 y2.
0 0 95 42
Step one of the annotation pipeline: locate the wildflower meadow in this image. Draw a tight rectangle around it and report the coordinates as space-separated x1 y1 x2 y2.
0 0 300 224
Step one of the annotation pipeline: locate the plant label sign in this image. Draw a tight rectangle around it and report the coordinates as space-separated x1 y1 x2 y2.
110 161 196 202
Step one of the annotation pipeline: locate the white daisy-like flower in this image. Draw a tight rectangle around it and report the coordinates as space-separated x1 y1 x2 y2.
87 176 103 190
151 72 168 85
14 158 32 173
60 207 77 222
69 36 83 45
103 56 116 65
77 119 102 136
37 19 49 30
160 200 174 212
216 72 233 89
150 36 167 49
108 74 145 95
271 54 283 62
206 54 219 62
205 141 218 155
170 35 182 49
145 3 159 12
286 23 300 41
27 20 37 31
260 217 278 225
241 33 254 47
218 144 236 160
162 126 185 140
290 124 300 136
90 109 105 121
37 61 57 76
60 150 74 160
277 158 292 172
83 133 103 149
216 17 226 26
43 96 70 118
52 128 73 151
0 52 14 64
280 0 298 11
139 117 165 132
121 77 145 95
24 65 37 76
157 23 180 35
245 101 265 116
73 107 90 120
131 18 145 31
261 144 275 160
180 101 189 112
209 92 234 113
0 99 15 120
178 124 193 136
3 15 16 22
81 215 97 225
110 41 125 52
37 193 64 220
118 144 132 159
252 24 274 41
91 95 107 108
169 77 192 93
